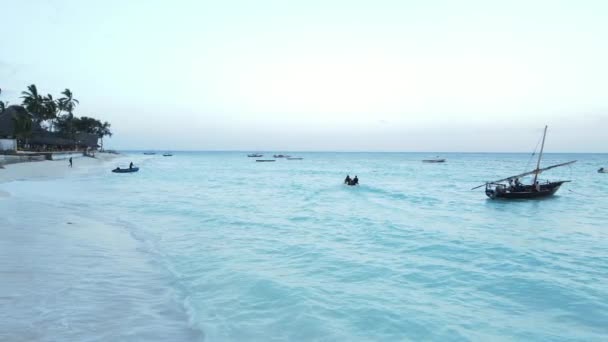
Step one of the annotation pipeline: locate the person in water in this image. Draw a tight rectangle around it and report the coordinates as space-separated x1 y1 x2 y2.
129 162 134 169
352 175 359 185
69 157 73 168
344 175 352 184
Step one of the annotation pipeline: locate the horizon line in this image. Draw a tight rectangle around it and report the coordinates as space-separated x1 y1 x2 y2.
112 149 608 154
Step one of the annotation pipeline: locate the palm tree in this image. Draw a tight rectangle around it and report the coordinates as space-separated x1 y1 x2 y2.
11 106 33 148
21 84 45 124
43 94 59 130
58 88 79 115
97 121 112 151
57 88 79 139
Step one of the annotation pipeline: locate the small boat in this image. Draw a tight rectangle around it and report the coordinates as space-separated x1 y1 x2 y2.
256 159 275 162
112 167 139 173
599 167 607 173
163 153 173 157
143 152 156 155
287 157 303 160
473 126 576 199
344 176 359 186
273 154 290 158
247 154 263 157
422 158 445 163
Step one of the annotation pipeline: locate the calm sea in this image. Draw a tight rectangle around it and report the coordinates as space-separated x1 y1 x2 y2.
1 152 607 341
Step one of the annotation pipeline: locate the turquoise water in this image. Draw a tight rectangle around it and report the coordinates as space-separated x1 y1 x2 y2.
1 152 607 341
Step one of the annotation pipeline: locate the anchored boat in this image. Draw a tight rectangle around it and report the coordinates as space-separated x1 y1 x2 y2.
422 158 445 163
472 126 576 199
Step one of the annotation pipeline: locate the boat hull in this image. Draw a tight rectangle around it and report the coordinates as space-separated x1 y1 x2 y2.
486 181 567 199
112 167 139 173
422 159 445 163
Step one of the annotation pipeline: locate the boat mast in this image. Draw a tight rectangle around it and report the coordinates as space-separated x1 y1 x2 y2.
533 125 548 184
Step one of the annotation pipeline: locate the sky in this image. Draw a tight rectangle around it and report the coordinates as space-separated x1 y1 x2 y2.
1 0 607 152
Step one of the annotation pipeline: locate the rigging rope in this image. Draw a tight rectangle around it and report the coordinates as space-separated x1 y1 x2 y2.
523 131 544 174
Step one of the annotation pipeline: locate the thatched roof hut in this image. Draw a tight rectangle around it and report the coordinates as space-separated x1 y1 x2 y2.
75 133 99 149
0 105 29 138
28 128 75 146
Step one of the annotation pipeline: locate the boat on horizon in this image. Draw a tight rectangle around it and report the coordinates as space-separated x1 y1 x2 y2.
163 153 173 157
256 159 275 162
247 153 263 157
599 167 607 173
273 154 290 158
472 126 576 199
422 158 445 163
143 152 156 155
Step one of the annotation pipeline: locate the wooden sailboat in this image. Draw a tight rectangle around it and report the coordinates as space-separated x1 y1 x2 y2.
472 126 576 199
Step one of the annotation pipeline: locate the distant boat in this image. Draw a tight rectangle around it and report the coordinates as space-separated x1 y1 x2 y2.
112 167 139 173
143 152 156 155
247 153 263 157
472 126 576 199
422 158 445 163
599 167 607 173
287 157 303 160
256 159 275 162
273 154 290 158
163 153 173 157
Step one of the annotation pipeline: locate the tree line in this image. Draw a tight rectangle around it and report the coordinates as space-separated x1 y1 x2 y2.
0 85 112 149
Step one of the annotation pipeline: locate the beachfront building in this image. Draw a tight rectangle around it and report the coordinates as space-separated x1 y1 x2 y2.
0 105 99 153
27 128 99 152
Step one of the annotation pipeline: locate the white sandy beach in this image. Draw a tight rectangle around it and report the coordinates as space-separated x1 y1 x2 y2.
0 152 118 186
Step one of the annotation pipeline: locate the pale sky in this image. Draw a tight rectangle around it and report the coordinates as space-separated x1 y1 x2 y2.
1 0 607 152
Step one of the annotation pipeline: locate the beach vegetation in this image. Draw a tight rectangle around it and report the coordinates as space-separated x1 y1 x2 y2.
7 84 113 151
0 88 8 113
12 106 33 145
20 84 45 125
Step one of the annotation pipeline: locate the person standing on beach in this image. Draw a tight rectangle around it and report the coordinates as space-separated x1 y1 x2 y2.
69 157 73 168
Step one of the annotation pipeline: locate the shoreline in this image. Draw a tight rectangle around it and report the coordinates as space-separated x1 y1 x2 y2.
0 152 119 185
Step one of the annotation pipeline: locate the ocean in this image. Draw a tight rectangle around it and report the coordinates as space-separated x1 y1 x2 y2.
1 152 607 341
